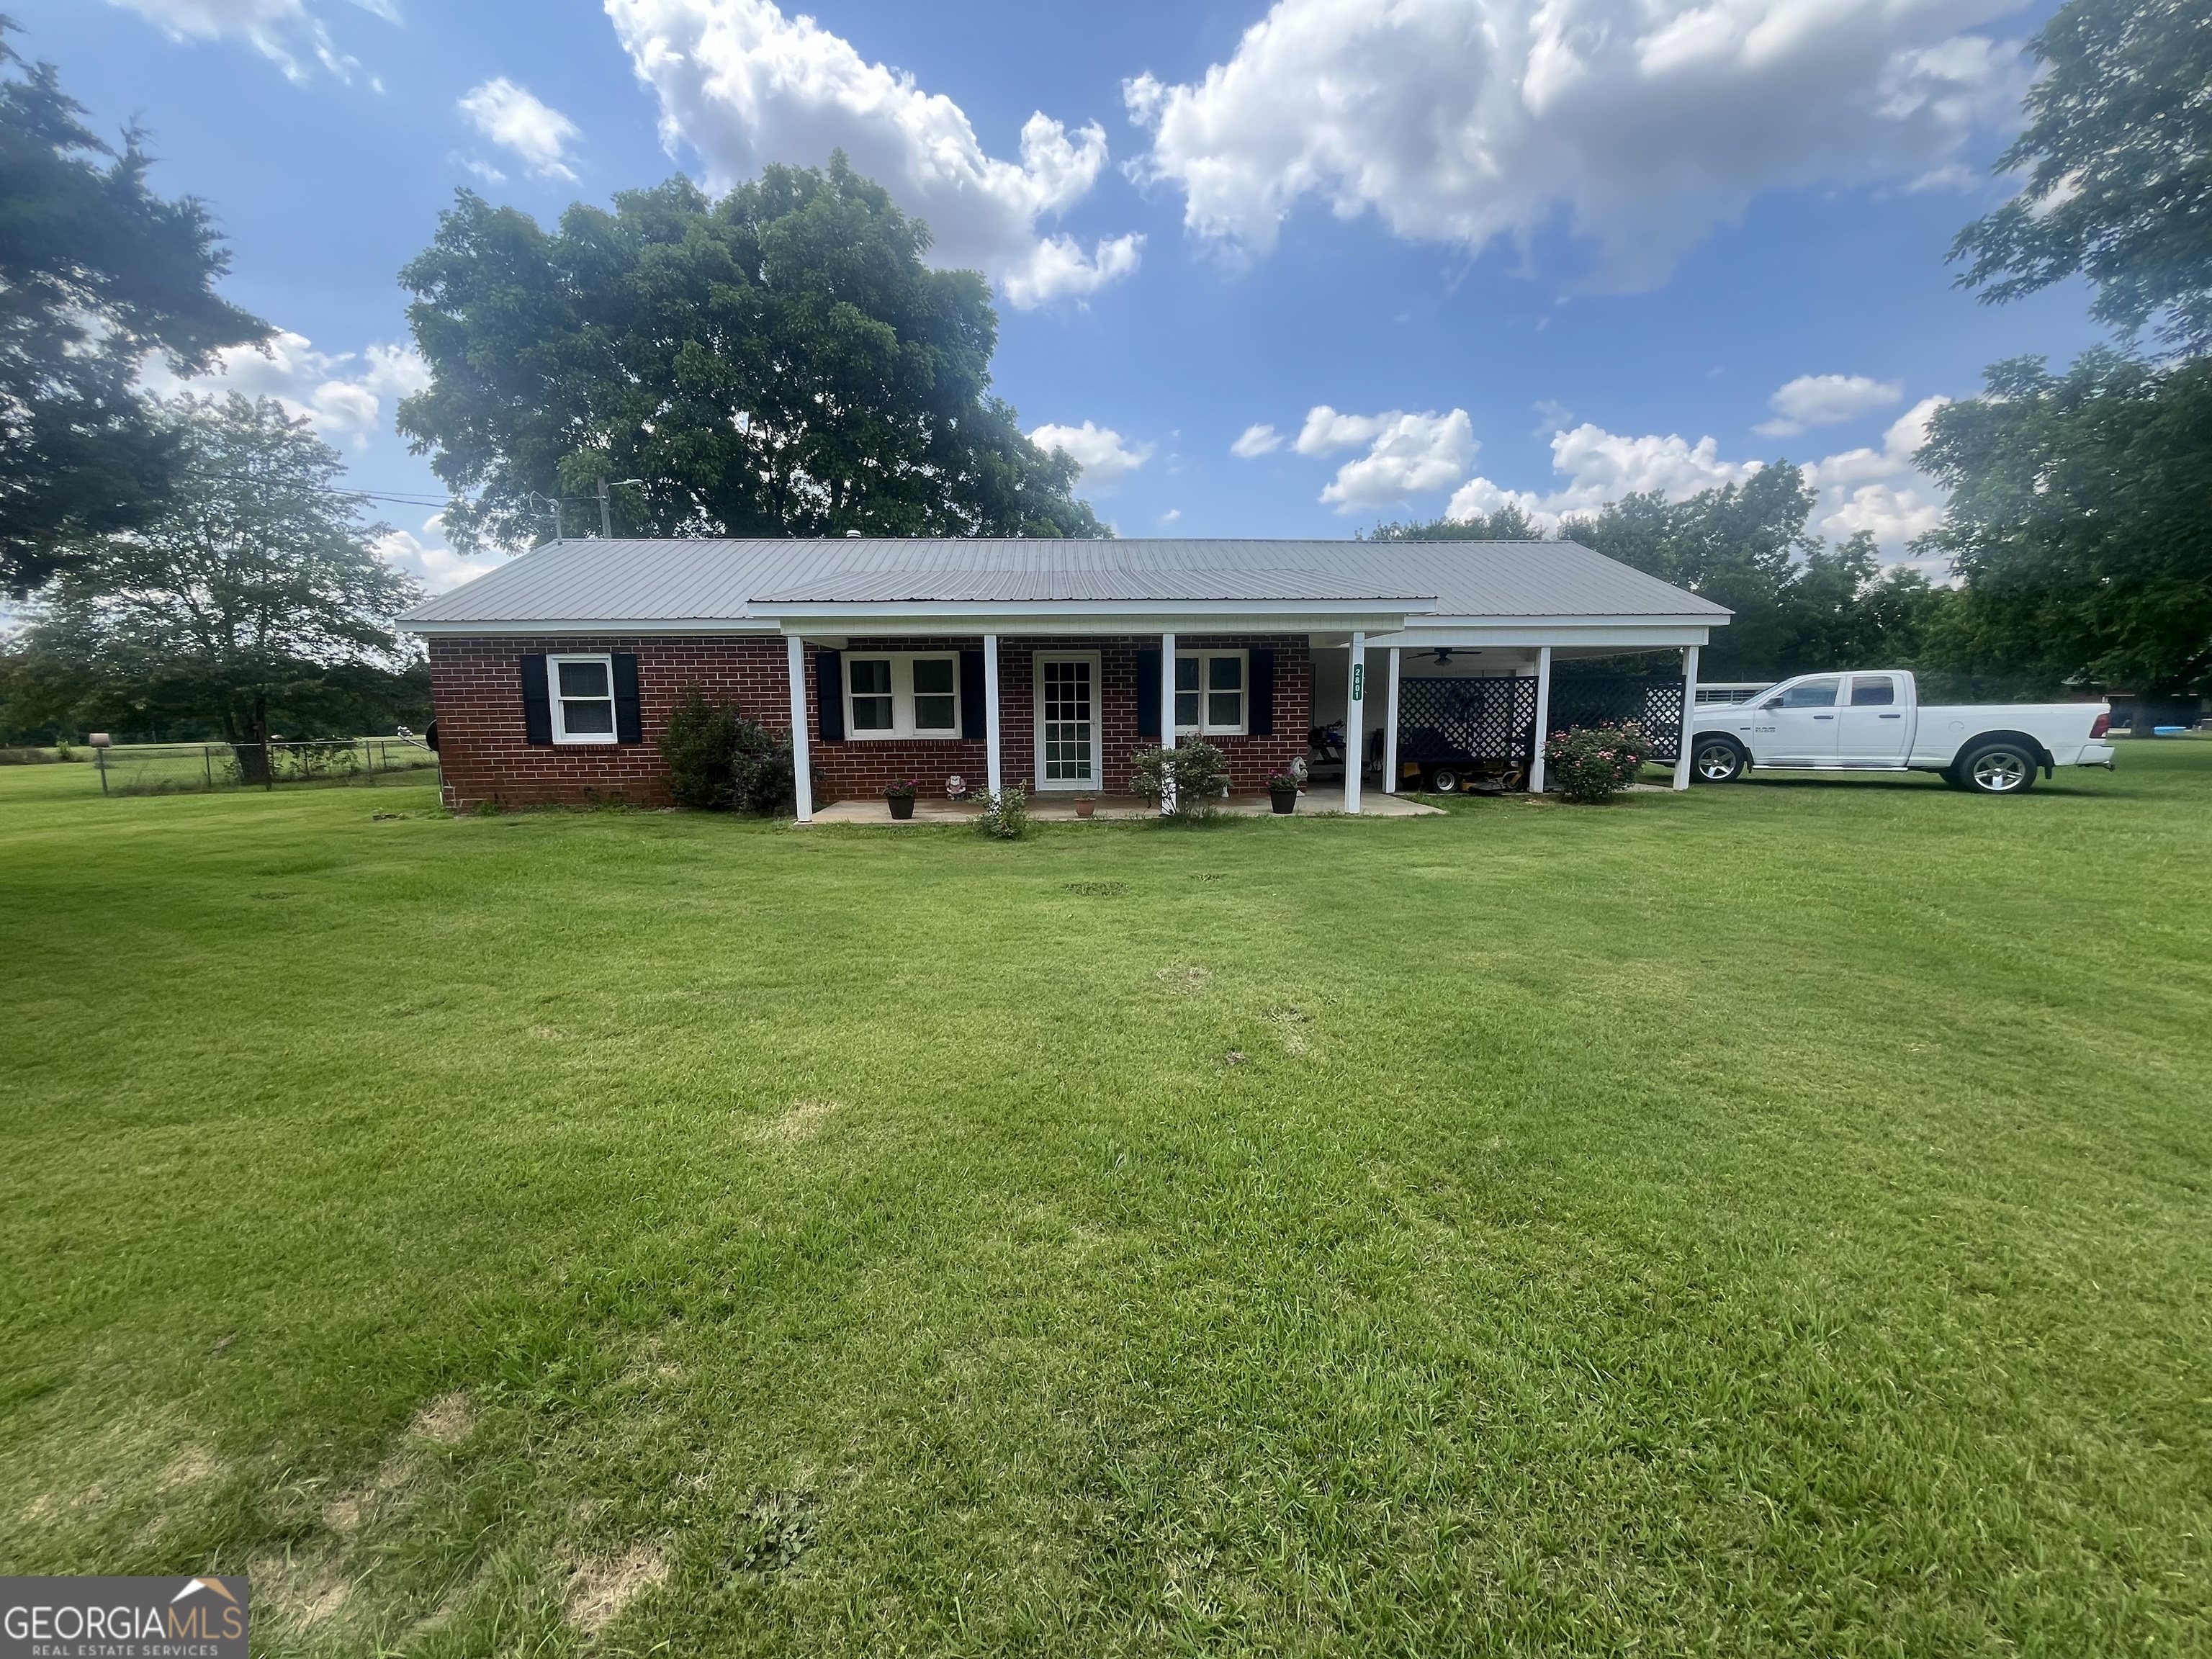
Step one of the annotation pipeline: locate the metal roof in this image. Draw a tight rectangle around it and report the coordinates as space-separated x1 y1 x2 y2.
400 536 1728 628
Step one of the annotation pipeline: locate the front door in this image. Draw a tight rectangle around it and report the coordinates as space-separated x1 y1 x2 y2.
1035 652 1100 791
1836 673 1911 765
1758 676 1843 766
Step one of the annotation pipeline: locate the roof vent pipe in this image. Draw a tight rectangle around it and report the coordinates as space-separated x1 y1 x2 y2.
845 529 861 538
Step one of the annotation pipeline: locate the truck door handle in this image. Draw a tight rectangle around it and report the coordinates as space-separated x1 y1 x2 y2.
1878 714 1901 719
1813 714 1834 720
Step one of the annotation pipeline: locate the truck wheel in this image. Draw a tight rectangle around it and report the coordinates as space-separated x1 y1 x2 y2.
1428 765 1462 793
1691 737 1747 783
1960 741 2038 794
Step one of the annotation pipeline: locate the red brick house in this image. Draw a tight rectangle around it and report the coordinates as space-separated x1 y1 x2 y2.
403 536 1729 817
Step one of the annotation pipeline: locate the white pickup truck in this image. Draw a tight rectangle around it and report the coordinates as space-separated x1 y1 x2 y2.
1689 670 2116 794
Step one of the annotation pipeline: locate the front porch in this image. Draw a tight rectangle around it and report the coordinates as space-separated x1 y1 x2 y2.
806 786 1445 825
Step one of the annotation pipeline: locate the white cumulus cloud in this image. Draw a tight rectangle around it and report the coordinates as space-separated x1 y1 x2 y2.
1295 405 1477 508
1125 0 2028 287
1442 395 1950 554
1755 372 1905 436
140 330 428 447
459 78 583 183
1028 421 1153 493
376 518 506 595
106 0 396 84
605 0 1142 307
1231 422 1283 458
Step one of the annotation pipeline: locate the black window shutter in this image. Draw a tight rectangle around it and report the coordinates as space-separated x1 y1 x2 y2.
815 649 845 743
1249 649 1275 736
1135 648 1161 738
520 654 552 745
961 649 986 739
612 653 642 743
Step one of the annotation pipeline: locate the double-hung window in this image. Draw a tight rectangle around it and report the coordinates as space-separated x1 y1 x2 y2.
1174 650 1247 737
845 653 963 739
548 654 617 743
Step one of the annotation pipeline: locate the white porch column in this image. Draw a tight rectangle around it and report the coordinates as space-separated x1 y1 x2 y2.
1528 644 1554 794
1383 647 1402 794
1159 631 1177 814
786 634 813 824
984 633 1004 800
1344 631 1365 814
1673 644 1700 791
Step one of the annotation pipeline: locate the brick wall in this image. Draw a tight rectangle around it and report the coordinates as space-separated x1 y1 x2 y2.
428 631 1313 809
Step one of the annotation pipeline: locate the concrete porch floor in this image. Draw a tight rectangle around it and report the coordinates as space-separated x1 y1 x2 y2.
806 787 1443 825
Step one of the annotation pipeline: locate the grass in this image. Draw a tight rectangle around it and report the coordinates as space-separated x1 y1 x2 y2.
1 743 2208 1656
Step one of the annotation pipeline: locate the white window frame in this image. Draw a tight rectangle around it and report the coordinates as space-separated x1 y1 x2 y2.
1174 649 1249 737
547 652 619 745
1032 650 1102 791
844 651 964 741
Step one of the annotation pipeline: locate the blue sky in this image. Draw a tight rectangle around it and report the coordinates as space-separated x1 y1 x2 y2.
16 0 2105 589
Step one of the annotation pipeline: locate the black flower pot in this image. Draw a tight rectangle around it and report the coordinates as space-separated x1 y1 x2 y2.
1269 788 1298 815
886 795 915 820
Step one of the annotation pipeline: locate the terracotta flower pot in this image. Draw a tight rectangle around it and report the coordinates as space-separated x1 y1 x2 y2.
1269 788 1298 815
1074 798 1097 819
886 794 915 820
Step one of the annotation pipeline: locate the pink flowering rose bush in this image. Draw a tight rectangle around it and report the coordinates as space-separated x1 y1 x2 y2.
1543 721 1653 802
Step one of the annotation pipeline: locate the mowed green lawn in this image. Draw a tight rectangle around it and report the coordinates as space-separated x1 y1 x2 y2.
2 747 2208 1658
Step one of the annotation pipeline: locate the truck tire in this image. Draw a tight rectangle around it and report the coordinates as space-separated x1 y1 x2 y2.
1690 737 1748 783
1428 765 1462 793
1959 740 2038 794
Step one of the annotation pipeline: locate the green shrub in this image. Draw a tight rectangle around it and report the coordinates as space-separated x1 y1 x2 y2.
1129 741 1230 816
660 686 739 809
1543 721 1653 803
729 715 794 815
977 783 1029 840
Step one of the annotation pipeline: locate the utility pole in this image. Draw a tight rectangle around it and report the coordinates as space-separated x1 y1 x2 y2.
598 477 612 539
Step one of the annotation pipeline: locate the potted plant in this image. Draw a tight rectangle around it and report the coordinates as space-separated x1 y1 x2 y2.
884 778 920 820
1073 794 1097 819
1266 768 1299 814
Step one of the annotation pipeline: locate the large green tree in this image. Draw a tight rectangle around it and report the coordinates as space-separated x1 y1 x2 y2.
1915 351 2212 706
1950 0 2212 355
0 19 268 593
3 395 422 754
398 156 1104 548
1923 0 2212 714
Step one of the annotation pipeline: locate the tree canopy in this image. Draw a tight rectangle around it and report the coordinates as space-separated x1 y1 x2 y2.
0 19 269 594
1949 0 2212 356
1 395 423 746
1915 351 2212 696
1371 468 1946 682
398 156 1105 549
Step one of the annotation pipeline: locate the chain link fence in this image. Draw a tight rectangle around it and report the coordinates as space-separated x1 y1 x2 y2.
88 737 439 796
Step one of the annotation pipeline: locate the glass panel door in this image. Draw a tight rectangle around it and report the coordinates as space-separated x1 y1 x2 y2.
1038 656 1097 788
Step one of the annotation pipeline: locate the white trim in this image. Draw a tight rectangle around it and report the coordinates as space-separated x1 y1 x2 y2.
1345 632 1364 814
1173 648 1249 737
1158 631 1176 816
984 634 1004 799
1383 647 1401 794
1528 645 1553 793
405 619 781 637
547 652 618 745
840 650 963 741
1365 621 1720 649
787 636 812 824
1030 649 1100 791
1673 644 1699 791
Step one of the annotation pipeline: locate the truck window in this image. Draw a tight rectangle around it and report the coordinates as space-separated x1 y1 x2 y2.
1849 677 1897 706
1779 679 1840 709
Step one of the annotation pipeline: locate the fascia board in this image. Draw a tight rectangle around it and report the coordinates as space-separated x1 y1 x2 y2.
404 619 780 637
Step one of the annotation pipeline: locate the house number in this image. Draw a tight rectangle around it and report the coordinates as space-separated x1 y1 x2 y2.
1351 664 1364 700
